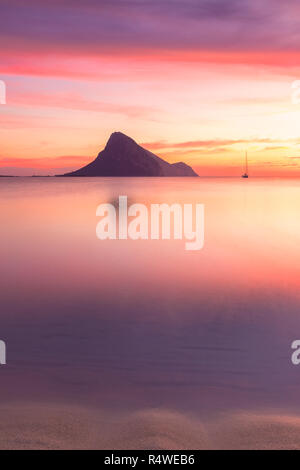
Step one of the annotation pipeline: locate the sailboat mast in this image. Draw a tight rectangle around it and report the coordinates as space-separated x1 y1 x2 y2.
245 151 248 174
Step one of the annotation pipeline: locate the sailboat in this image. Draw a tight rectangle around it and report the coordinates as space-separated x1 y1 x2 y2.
242 151 248 178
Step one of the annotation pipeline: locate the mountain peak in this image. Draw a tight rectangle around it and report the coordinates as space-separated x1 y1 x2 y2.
59 131 198 177
105 132 137 150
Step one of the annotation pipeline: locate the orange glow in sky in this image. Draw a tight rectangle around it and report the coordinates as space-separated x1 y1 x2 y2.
1 1 300 176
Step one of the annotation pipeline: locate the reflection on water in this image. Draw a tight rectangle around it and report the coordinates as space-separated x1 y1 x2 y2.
0 176 300 448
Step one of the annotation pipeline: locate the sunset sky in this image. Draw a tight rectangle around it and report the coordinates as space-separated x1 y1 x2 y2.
1 0 300 175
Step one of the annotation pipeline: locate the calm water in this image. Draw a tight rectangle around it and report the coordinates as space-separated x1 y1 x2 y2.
1 176 300 449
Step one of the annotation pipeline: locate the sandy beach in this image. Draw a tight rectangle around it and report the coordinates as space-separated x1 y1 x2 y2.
1 402 300 450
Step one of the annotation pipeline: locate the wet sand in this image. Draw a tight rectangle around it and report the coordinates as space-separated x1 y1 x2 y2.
1 403 300 450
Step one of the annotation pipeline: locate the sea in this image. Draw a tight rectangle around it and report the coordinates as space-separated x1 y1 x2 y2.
0 176 300 449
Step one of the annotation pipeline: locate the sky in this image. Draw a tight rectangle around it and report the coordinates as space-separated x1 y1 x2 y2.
1 0 300 175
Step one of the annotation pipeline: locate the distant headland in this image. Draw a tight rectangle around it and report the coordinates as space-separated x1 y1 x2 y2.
57 132 198 177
